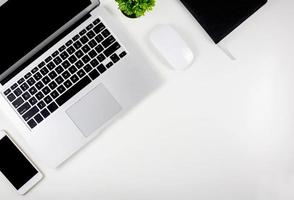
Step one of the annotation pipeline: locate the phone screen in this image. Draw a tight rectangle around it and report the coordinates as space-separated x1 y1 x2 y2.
0 136 38 190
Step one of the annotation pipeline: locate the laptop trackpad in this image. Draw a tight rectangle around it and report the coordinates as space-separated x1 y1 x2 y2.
66 84 122 137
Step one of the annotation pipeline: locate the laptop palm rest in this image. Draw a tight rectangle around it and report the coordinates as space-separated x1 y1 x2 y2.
66 84 122 137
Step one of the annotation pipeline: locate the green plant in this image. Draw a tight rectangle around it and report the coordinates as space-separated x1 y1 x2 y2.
115 0 156 18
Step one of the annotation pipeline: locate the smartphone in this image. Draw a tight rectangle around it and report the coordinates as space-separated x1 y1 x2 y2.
0 130 43 195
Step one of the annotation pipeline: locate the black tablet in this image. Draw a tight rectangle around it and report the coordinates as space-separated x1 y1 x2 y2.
180 0 267 43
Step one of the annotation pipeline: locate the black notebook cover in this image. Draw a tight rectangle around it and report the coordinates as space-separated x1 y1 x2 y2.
180 0 267 43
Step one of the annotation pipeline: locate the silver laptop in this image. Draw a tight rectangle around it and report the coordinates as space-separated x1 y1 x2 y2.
0 0 162 167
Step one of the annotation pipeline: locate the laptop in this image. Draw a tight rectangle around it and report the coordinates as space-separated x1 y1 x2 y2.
180 0 267 43
0 0 162 167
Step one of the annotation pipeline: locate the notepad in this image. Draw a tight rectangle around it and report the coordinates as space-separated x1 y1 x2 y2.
180 0 267 43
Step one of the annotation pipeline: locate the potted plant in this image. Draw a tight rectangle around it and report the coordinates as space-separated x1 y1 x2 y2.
115 0 156 18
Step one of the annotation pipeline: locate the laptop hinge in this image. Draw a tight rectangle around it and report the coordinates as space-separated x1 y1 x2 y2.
0 13 92 86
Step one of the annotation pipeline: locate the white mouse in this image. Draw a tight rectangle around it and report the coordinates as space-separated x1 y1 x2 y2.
150 25 194 70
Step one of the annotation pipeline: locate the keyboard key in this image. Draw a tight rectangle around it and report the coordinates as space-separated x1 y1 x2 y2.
11 83 18 90
69 55 77 64
36 92 44 100
44 96 53 104
83 64 92 73
88 40 97 48
52 50 59 57
49 71 58 79
79 29 87 36
95 44 104 53
119 51 127 58
86 24 94 30
64 80 73 88
93 18 100 25
59 45 66 52
22 92 31 100
62 60 71 69
55 65 64 74
33 72 42 80
25 72 32 79
97 54 106 62
75 60 84 69
75 50 84 58
20 82 29 91
102 36 115 48
38 61 45 68
49 81 57 90
42 86 51 95
73 34 80 41
12 97 24 108
88 49 97 58
34 114 43 123
82 44 91 53
66 40 73 47
57 85 66 94
60 51 69 59
67 46 76 54
93 23 105 34
86 30 95 39
97 64 107 73
35 81 44 90
47 102 58 113
4 88 11 95
31 67 39 74
69 66 77 74
110 53 120 63
29 86 37 95
17 78 25 85
29 97 37 106
95 34 104 43
50 90 59 99
73 41 82 49
82 55 91 64
41 108 50 118
40 67 49 75
102 29 111 38
61 71 70 79
23 106 39 121
89 69 100 80
70 75 79 83
47 62 56 70
90 59 99 67
77 69 86 78
27 119 37 129
53 56 62 65
104 42 121 57
80 36 89 44
56 76 91 106
42 76 50 85
37 101 46 110
17 102 31 115
55 76 64 84
106 62 113 68
7 93 16 102
14 88 23 96
27 77 36 86
45 56 52 63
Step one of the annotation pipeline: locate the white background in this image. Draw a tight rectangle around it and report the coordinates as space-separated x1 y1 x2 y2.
1 0 294 199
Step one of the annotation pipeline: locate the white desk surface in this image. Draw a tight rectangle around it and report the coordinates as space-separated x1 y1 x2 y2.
1 0 294 199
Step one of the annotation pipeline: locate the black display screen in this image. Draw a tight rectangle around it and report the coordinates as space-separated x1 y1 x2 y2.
0 0 91 76
180 0 267 43
0 136 38 190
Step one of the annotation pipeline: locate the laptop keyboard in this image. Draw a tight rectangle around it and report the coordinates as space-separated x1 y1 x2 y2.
2 18 127 130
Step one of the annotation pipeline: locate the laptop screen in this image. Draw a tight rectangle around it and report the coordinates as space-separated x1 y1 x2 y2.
180 0 267 43
0 0 91 77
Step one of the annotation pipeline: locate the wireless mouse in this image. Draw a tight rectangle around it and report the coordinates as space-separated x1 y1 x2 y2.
150 25 194 70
